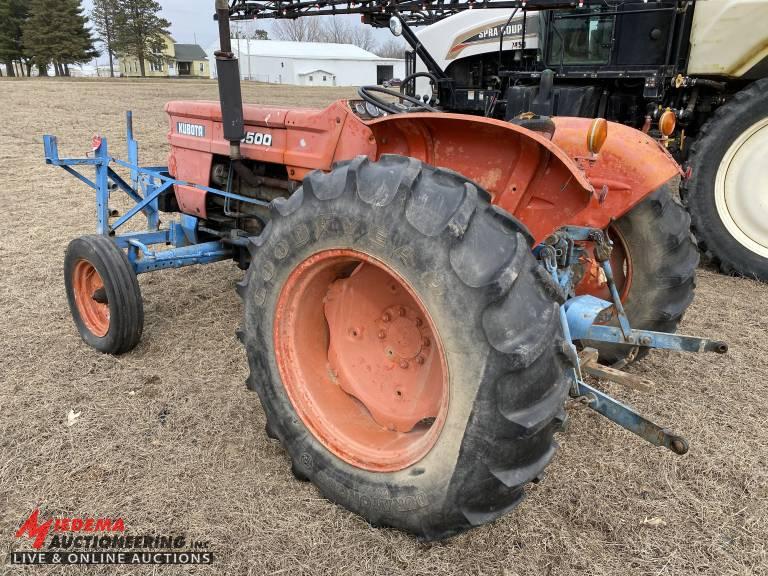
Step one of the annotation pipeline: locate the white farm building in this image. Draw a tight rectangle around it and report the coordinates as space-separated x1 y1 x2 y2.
208 39 405 86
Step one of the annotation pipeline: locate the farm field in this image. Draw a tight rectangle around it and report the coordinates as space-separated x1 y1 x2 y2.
0 78 766 575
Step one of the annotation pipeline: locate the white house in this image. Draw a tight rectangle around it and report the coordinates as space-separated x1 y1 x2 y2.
208 39 405 86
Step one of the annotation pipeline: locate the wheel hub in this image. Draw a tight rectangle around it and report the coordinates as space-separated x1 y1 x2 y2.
273 249 449 471
324 263 443 433
378 305 427 363
574 224 632 304
72 260 110 337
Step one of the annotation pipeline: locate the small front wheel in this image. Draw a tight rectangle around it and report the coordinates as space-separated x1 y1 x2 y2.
64 235 144 354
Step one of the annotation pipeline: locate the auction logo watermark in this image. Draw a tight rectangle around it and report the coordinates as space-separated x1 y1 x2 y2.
9 509 213 565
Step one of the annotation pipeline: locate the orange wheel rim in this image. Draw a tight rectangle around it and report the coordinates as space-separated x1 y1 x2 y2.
575 223 633 303
274 249 449 472
72 260 110 337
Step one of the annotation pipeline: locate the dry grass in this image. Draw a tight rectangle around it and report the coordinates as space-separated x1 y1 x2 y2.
0 78 766 575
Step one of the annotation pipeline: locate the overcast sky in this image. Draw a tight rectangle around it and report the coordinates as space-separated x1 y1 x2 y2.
81 0 393 64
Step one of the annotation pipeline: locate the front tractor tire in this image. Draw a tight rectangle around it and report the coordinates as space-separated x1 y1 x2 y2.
239 156 571 539
683 78 768 281
64 235 144 355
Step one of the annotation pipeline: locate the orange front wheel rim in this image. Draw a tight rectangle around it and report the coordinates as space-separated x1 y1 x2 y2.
273 249 449 472
72 260 110 337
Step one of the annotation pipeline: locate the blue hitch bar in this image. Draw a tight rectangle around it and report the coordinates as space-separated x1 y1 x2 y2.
547 227 728 455
564 294 729 355
575 379 689 454
43 111 270 275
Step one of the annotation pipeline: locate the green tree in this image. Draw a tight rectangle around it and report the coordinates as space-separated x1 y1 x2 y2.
23 0 97 76
233 21 268 41
0 0 28 76
22 0 57 75
59 0 99 74
113 0 171 77
90 0 119 76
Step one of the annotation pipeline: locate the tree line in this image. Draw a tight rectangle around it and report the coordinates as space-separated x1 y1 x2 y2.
0 0 96 76
0 0 170 77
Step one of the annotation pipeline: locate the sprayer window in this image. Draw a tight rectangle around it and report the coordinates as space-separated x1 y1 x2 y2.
547 10 613 66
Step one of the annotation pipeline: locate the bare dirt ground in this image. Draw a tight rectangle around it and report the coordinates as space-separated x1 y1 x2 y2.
0 78 766 575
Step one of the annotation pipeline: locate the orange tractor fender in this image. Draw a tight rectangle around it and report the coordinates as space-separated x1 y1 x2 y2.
550 116 683 228
363 113 682 243
363 112 593 243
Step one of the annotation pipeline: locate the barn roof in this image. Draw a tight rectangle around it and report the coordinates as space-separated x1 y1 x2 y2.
174 44 208 61
208 40 402 61
297 69 335 76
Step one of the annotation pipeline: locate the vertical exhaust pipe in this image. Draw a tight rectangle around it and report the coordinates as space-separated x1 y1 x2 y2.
214 0 245 160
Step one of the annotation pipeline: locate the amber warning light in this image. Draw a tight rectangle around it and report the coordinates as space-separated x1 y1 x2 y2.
587 118 608 155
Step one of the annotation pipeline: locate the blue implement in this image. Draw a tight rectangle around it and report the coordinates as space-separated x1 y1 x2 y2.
41 112 275 275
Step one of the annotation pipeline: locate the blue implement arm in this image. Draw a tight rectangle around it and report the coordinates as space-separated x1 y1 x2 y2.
42 112 271 275
550 227 728 456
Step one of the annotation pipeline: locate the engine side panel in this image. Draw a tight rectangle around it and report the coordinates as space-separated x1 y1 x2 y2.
165 100 375 215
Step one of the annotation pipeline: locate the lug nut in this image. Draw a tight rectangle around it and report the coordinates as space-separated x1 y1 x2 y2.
398 306 406 317
378 330 386 339
415 318 423 327
416 356 425 365
422 337 430 348
382 312 391 322
399 360 409 369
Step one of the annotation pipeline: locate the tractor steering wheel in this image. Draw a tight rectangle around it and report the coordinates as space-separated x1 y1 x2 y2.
358 85 438 115
399 72 439 103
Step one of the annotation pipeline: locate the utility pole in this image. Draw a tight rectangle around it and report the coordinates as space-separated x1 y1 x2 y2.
236 36 241 79
247 38 252 81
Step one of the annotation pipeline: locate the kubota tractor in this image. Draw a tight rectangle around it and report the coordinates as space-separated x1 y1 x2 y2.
45 0 728 539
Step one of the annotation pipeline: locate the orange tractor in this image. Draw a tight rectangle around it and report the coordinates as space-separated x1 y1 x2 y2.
46 0 727 539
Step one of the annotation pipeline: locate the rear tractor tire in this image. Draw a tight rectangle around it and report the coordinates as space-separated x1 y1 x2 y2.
239 155 572 539
683 78 768 281
581 183 699 365
64 235 144 354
